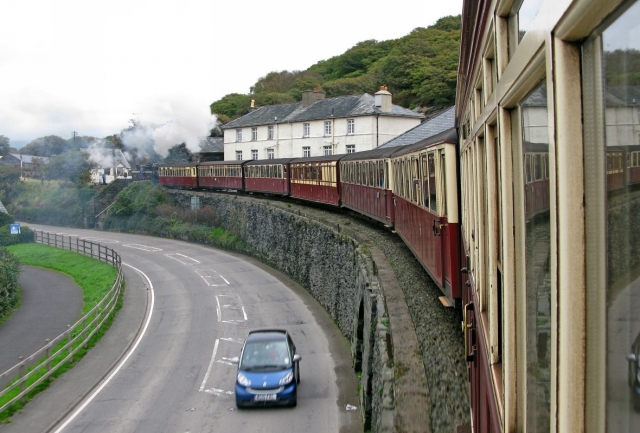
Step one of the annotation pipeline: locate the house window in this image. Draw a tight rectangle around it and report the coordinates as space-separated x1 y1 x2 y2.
252 127 257 141
236 129 242 142
346 145 355 154
324 121 332 136
303 123 310 137
303 147 311 157
324 146 332 156
267 149 274 159
268 125 274 140
251 150 258 160
347 119 355 134
236 150 243 161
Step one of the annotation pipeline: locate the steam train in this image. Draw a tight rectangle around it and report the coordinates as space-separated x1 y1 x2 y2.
154 128 463 307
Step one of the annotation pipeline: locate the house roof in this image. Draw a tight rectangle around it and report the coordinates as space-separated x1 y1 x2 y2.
222 94 423 129
378 106 456 148
199 137 224 152
7 153 51 164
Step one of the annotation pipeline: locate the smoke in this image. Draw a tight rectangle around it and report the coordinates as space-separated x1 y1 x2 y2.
121 98 217 159
85 138 116 167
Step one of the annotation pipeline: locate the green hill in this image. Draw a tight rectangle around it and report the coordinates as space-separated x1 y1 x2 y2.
210 15 461 123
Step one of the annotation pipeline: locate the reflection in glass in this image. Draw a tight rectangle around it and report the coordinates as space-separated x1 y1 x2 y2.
522 83 550 432
603 2 640 432
517 0 544 42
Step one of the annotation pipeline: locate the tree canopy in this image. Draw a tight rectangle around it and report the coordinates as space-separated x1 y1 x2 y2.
209 15 461 120
0 136 10 157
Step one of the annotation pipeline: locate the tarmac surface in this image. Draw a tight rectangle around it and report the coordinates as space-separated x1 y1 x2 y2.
0 265 149 433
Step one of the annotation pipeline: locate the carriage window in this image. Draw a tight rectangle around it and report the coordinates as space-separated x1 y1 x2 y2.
600 4 640 431
428 153 437 213
521 82 550 433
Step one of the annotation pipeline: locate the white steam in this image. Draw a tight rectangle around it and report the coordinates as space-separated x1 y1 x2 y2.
121 99 216 158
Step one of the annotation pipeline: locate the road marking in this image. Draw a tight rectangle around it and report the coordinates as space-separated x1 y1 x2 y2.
123 244 162 252
165 253 201 265
53 263 155 433
203 388 233 396
195 269 229 287
199 339 220 392
82 237 120 244
215 294 247 324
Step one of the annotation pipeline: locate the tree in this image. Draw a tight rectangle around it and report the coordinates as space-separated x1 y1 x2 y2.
45 151 95 185
0 166 20 186
0 136 10 156
21 135 69 156
164 143 193 163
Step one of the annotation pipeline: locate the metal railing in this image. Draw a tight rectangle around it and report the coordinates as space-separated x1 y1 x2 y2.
0 231 123 414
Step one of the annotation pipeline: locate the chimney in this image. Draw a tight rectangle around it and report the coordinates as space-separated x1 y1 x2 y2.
301 88 326 108
375 85 392 112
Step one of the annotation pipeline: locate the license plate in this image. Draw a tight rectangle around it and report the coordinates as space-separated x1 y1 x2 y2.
253 394 277 402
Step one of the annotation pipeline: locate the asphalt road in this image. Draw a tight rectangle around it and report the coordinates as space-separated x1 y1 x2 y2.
3 225 362 433
0 266 83 389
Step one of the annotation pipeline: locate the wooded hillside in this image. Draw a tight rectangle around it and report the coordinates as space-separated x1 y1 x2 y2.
210 15 461 123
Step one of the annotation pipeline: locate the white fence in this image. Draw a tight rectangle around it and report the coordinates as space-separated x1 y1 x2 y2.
0 231 123 414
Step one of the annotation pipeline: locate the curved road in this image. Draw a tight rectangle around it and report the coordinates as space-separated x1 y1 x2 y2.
4 224 362 433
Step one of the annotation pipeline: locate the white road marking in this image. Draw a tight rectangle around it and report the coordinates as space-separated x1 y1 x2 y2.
203 388 233 396
123 244 162 252
194 269 229 286
81 237 120 244
165 253 200 265
199 339 220 392
216 297 221 322
53 263 155 433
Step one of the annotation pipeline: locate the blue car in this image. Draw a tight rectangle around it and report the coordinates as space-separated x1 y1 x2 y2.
231 329 301 408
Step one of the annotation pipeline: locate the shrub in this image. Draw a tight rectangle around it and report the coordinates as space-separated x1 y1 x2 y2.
0 225 34 247
0 247 21 321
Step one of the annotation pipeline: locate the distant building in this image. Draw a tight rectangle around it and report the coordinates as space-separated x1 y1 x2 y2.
196 137 224 162
90 149 132 184
221 87 424 160
378 106 455 148
0 153 50 178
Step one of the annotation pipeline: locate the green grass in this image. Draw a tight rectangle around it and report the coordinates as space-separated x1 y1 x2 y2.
0 243 121 422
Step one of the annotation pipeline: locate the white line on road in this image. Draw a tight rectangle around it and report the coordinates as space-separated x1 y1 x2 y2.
199 339 220 392
164 253 201 265
123 244 162 252
53 263 155 433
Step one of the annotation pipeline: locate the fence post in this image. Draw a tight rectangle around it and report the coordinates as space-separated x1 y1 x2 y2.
46 339 51 372
67 324 72 358
18 356 25 403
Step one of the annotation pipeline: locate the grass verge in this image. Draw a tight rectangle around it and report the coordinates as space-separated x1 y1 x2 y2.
0 243 122 423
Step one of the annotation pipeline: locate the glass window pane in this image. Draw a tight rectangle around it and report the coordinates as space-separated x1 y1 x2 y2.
602 3 640 431
521 82 550 433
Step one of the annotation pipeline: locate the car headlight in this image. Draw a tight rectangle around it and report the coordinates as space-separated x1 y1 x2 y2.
237 373 251 387
279 371 294 386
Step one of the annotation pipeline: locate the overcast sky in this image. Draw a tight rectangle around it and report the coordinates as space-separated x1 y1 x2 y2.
0 0 463 154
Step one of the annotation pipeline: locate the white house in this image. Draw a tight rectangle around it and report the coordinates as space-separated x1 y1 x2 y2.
221 87 424 160
90 149 132 184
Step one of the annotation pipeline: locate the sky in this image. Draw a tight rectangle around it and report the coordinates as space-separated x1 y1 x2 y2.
0 0 463 156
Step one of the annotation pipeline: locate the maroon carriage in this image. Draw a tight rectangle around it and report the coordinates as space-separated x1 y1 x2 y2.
339 147 400 227
157 162 198 189
243 158 294 196
289 155 343 206
197 161 246 191
389 128 461 306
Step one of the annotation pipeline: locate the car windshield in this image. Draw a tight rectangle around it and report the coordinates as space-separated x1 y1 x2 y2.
240 340 290 370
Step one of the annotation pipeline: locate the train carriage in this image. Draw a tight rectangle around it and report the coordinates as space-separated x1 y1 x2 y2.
389 128 461 306
339 146 400 227
243 158 294 196
289 155 343 206
197 160 246 191
157 162 198 189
